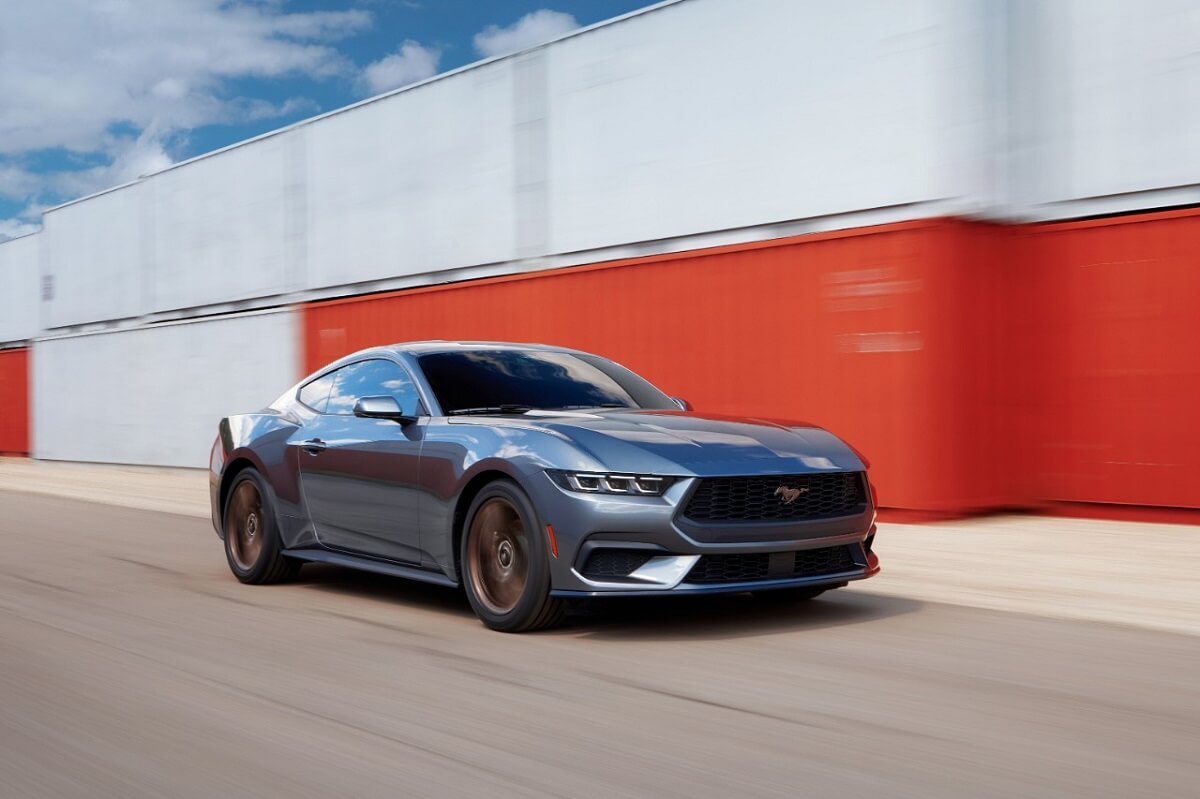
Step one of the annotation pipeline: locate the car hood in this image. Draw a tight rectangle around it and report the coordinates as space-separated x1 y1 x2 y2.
466 410 865 477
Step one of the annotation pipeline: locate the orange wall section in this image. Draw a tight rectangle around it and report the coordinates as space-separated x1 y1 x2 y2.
0 347 30 456
1032 208 1200 509
303 218 1026 514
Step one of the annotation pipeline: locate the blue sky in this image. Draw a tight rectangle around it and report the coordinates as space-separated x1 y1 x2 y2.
0 0 657 240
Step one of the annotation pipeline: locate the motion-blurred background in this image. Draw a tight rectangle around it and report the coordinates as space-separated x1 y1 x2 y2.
1 0 1197 518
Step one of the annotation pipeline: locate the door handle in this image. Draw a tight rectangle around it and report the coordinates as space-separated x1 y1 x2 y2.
301 438 327 455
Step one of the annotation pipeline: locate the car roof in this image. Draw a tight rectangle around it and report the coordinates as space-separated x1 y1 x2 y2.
293 341 595 395
311 341 591 371
384 340 586 356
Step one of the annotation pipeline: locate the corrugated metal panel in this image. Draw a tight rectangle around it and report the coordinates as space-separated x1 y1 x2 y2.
303 218 1027 514
1034 208 1200 508
0 233 40 344
33 310 299 467
0 348 30 455
42 183 146 328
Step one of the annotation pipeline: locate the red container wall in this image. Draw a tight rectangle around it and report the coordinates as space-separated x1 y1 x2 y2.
0 347 30 456
1033 208 1200 508
304 218 1025 513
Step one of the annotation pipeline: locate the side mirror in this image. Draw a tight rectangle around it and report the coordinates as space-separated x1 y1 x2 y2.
671 397 692 411
353 396 416 424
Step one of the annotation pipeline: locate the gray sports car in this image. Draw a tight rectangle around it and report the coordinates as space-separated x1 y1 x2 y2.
209 341 879 631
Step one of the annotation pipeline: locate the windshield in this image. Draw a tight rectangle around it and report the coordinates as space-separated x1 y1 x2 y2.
417 350 678 415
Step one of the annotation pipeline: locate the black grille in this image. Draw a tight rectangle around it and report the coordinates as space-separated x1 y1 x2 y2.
685 546 856 584
682 472 866 523
581 549 654 581
793 545 856 577
684 553 771 584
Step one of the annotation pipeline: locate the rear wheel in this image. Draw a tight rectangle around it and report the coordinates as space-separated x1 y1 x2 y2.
223 469 300 584
461 480 565 632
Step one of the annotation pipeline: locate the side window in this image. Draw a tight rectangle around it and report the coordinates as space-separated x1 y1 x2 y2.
327 359 423 416
297 372 336 413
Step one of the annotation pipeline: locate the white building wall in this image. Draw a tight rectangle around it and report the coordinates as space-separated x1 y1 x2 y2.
33 310 298 467
1010 0 1200 217
0 233 40 344
545 0 984 253
306 58 518 289
148 131 299 311
41 184 146 328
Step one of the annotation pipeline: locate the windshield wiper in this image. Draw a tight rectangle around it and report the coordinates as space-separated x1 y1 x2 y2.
555 403 632 410
446 404 534 416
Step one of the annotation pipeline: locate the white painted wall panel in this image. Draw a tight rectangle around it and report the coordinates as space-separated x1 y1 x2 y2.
0 233 40 344
1013 0 1200 212
34 310 298 467
546 0 976 253
306 59 517 288
149 132 298 311
42 185 145 328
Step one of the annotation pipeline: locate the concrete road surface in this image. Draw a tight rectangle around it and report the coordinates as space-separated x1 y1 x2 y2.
0 490 1196 798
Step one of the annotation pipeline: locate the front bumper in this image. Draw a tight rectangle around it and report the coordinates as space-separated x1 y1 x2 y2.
550 556 878 598
525 470 879 597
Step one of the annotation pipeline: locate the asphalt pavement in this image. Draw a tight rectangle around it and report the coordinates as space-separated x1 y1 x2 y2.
0 489 1197 798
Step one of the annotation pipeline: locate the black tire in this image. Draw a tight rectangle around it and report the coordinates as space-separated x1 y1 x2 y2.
460 479 565 633
222 468 300 584
751 586 828 603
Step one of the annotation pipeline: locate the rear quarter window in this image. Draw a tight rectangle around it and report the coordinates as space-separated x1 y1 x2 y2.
297 373 336 413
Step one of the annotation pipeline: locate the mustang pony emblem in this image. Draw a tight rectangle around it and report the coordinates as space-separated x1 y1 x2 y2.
774 485 809 504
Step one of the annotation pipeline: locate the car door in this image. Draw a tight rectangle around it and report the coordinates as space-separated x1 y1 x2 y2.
295 358 426 563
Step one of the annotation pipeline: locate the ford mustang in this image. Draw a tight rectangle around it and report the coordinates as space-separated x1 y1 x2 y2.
209 342 879 631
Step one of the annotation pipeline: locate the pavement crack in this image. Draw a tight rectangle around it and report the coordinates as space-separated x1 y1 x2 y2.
587 671 949 741
310 607 437 639
586 671 832 730
109 556 185 576
186 586 268 609
0 571 80 594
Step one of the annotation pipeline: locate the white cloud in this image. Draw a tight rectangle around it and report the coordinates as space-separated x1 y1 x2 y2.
49 128 176 201
0 218 40 242
0 1 371 155
361 41 441 95
0 165 41 200
0 128 180 239
473 9 578 59
0 0 372 233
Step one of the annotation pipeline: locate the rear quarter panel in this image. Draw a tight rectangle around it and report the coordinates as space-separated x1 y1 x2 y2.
210 411 303 539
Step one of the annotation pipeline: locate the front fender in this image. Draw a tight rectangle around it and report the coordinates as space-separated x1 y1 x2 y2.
418 421 602 576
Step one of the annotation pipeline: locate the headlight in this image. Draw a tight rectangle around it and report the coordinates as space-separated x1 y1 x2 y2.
547 470 675 496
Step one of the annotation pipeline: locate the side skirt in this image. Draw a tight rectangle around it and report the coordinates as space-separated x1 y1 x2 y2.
284 548 459 589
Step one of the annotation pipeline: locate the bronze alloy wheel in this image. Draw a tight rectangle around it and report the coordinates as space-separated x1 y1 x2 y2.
467 497 529 615
226 479 265 571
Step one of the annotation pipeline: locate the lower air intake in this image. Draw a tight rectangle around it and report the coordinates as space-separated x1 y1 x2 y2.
684 546 856 584
580 549 654 581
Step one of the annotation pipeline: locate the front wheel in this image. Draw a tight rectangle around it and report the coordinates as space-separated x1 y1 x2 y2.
461 480 565 632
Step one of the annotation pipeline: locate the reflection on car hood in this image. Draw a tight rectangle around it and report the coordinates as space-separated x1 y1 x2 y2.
462 410 865 476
